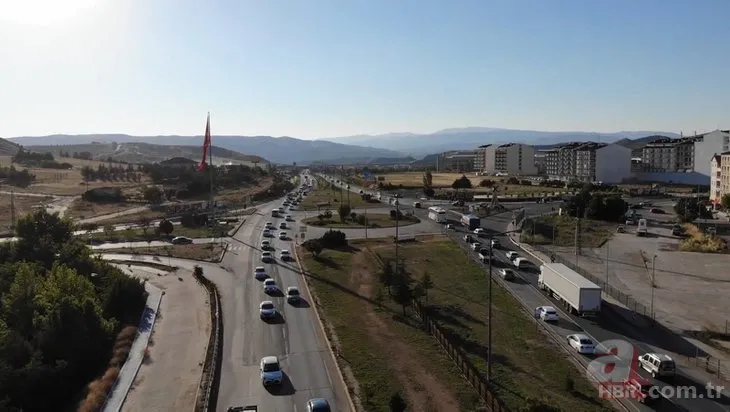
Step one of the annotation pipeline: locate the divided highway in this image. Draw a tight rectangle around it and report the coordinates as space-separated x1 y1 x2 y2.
215 185 350 411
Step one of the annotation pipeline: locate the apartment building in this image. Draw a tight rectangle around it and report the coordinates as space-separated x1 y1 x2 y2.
545 142 631 184
692 130 730 178
473 145 491 172
641 136 696 173
711 154 723 206
437 150 476 172
480 143 537 175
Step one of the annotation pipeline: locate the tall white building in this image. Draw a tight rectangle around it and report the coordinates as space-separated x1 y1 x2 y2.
481 143 537 175
711 154 723 207
544 142 631 184
692 130 730 178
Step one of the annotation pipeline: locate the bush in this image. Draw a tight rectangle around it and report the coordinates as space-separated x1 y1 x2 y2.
319 230 347 249
181 212 208 228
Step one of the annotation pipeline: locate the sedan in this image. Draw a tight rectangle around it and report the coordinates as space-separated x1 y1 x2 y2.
306 398 331 412
259 301 276 319
505 251 519 261
171 236 193 245
536 306 559 322
567 333 595 354
279 231 288 240
491 238 500 248
286 286 301 303
261 251 274 262
280 250 292 261
498 269 515 281
286 215 294 221
279 222 287 229
473 228 485 236
254 266 267 280
260 240 271 250
263 279 279 294
260 356 283 386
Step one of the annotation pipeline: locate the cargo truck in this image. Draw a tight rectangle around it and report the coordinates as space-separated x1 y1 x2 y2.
538 263 602 316
461 214 481 231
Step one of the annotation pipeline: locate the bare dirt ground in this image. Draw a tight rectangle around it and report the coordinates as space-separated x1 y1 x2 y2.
349 250 461 412
0 193 53 232
116 264 211 412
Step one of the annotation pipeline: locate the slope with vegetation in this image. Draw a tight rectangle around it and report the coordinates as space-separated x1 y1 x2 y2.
0 210 148 411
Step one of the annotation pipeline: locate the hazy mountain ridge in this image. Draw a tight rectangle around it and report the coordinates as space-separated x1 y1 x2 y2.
9 134 404 164
320 128 680 157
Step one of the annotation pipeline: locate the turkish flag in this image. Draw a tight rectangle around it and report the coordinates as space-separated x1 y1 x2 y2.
197 114 211 171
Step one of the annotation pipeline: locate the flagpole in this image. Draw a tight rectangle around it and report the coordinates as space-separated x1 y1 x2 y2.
208 112 215 233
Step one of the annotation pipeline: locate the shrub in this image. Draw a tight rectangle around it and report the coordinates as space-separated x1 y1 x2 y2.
319 230 347 249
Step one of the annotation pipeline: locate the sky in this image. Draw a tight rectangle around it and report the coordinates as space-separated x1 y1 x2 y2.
1 0 729 139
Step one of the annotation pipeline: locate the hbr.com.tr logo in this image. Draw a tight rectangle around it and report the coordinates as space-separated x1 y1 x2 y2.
585 339 724 401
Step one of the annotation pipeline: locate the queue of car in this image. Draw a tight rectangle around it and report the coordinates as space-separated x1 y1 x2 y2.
245 181 331 412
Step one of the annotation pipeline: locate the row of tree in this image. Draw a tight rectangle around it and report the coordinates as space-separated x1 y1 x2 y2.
141 163 268 199
562 185 627 221
80 164 141 182
0 166 35 188
0 210 148 411
12 150 72 170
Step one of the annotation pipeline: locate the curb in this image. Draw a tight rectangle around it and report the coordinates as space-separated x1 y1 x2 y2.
192 269 223 412
292 243 358 412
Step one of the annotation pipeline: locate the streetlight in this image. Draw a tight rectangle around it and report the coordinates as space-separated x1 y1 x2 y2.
650 254 657 320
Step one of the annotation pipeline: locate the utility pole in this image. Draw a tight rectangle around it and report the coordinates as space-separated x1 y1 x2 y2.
487 238 493 383
605 242 609 286
650 255 657 320
10 190 16 232
395 199 400 275
364 206 368 240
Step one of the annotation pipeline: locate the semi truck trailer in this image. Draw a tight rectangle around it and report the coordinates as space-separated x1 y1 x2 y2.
461 214 481 231
538 263 602 316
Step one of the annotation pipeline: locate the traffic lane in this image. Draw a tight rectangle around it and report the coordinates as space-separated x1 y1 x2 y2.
487 240 730 411
450 238 651 412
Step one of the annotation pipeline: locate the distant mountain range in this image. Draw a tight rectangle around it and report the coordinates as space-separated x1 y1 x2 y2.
6 127 681 164
321 127 680 157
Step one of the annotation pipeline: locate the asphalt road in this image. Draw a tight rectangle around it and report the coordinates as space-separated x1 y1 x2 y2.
474 213 730 412
214 186 350 411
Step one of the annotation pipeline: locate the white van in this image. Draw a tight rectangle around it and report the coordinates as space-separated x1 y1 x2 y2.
638 353 675 379
513 257 531 269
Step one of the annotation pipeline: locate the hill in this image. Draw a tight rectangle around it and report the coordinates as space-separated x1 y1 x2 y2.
9 134 404 164
0 137 22 156
24 142 269 165
319 128 680 157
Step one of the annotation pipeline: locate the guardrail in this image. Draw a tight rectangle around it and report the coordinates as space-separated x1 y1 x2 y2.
193 268 223 412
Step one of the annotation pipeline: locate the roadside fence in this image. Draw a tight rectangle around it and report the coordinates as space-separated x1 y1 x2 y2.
193 269 223 412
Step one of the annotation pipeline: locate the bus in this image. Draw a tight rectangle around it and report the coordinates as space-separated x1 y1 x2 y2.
428 206 446 223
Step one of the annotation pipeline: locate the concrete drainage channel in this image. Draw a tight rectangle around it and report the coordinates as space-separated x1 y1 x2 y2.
193 269 224 412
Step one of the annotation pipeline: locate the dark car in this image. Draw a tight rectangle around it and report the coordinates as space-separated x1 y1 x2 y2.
307 398 331 412
650 208 666 214
171 236 193 245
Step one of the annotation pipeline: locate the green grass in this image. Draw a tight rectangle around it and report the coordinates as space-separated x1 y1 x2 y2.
301 213 420 229
299 177 376 211
82 224 233 243
372 239 614 412
521 215 615 248
299 243 486 412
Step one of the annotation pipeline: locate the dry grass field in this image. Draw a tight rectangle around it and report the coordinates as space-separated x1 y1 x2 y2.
0 193 53 232
0 156 149 196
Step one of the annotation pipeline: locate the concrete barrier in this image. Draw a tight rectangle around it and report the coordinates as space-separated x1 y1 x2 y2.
192 269 223 412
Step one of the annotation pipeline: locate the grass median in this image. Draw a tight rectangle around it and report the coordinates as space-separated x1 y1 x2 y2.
301 213 419 229
521 215 615 248
100 243 226 262
299 177 376 211
299 237 612 411
82 224 233 243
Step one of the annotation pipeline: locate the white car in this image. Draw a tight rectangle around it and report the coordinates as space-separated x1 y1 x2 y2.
265 222 274 229
498 269 515 281
286 215 294 221
261 251 274 262
280 250 291 260
505 251 519 261
567 334 595 354
286 286 301 303
254 266 267 280
260 356 283 386
491 238 500 248
536 306 559 322
474 228 485 236
470 242 481 251
263 278 279 294
260 240 271 250
279 231 288 240
259 301 276 319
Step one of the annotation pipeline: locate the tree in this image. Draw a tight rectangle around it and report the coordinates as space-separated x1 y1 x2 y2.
379 261 395 295
103 224 115 240
721 193 730 210
674 198 713 223
423 170 433 188
303 239 323 257
479 179 494 188
193 265 203 278
389 391 408 412
420 272 434 303
338 204 352 223
392 272 413 316
451 175 472 189
158 219 174 236
423 187 435 197
350 212 357 221
142 185 165 204
139 217 152 233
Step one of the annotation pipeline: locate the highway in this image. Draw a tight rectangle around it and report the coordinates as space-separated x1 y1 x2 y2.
214 183 350 411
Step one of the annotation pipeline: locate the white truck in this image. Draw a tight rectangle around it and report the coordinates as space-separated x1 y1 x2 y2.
538 263 602 316
636 218 648 236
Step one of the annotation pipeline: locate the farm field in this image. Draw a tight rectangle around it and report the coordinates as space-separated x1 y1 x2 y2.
0 193 53 233
0 155 149 196
299 237 612 411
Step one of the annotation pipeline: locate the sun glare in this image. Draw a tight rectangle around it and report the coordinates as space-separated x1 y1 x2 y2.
0 0 98 26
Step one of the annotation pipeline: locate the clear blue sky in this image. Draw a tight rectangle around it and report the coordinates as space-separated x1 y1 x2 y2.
1 0 728 139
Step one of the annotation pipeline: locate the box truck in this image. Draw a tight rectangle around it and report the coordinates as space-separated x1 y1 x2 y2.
538 263 602 316
461 214 481 231
636 218 648 236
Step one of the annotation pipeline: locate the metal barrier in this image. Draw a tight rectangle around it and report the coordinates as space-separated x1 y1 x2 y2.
193 270 223 412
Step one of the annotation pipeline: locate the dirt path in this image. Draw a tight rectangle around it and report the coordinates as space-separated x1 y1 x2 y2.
349 250 461 412
116 265 210 412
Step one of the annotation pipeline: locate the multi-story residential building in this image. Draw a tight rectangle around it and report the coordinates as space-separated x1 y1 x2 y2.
473 145 491 172
534 150 548 175
544 142 631 183
711 154 723 207
641 136 696 173
437 150 476 172
481 143 537 175
692 130 730 178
